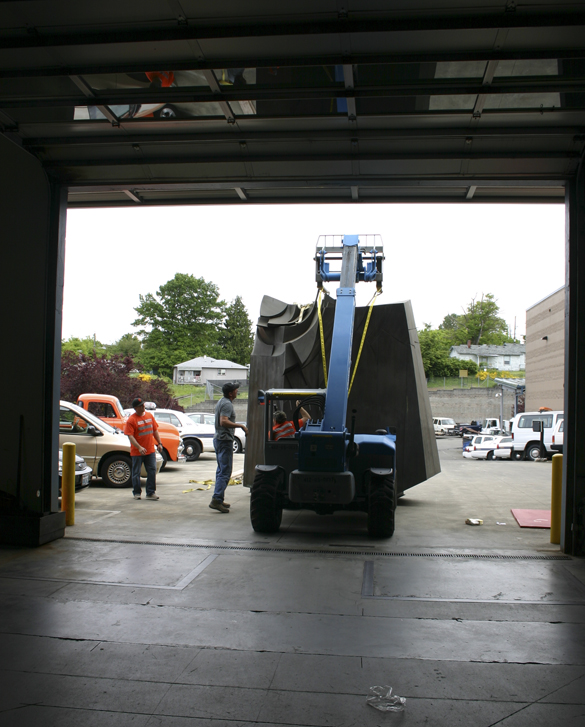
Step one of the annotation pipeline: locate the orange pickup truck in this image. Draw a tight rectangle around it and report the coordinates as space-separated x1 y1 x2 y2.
76 393 182 471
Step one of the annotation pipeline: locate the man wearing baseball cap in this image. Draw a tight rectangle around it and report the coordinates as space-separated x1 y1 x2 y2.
124 397 163 500
211 382 248 513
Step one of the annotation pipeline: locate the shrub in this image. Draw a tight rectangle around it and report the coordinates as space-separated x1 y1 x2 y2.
60 352 182 410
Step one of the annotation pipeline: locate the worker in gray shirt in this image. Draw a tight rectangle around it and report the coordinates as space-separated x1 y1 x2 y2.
211 382 249 513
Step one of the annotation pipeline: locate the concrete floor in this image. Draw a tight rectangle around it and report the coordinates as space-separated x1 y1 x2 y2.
1 438 584 726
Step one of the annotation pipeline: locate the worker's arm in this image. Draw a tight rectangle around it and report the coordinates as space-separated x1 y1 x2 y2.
128 434 147 456
295 400 310 424
220 416 249 435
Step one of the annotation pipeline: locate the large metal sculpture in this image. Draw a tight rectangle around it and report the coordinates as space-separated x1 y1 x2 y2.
245 235 439 536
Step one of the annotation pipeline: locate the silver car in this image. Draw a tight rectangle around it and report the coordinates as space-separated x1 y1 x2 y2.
58 449 92 492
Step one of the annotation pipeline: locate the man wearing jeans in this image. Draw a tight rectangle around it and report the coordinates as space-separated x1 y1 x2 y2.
211 382 248 513
125 397 163 500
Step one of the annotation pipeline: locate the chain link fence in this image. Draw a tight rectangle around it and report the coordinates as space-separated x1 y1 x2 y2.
205 380 249 400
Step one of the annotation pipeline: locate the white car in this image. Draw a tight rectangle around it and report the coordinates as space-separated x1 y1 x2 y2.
493 436 514 459
462 435 503 460
152 408 214 461
188 412 246 454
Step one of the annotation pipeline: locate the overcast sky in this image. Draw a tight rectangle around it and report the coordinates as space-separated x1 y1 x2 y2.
63 202 566 345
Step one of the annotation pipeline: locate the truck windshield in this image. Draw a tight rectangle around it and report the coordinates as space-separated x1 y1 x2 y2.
66 402 119 434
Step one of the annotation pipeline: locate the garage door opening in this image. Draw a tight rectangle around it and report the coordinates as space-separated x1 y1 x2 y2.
60 201 565 551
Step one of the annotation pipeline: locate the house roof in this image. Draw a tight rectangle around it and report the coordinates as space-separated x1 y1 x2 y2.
174 356 248 370
450 343 526 357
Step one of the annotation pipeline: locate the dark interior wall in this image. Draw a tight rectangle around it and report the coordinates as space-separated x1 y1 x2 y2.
0 136 66 517
245 294 440 490
563 175 585 555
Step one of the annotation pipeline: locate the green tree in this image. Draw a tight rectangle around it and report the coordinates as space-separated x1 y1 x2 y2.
60 352 180 409
133 273 225 376
418 325 478 377
418 325 452 376
219 296 254 365
106 333 142 358
61 336 105 356
439 293 515 346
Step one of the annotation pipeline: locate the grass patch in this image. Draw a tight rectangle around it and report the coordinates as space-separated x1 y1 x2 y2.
170 383 249 403
170 384 207 403
427 373 525 390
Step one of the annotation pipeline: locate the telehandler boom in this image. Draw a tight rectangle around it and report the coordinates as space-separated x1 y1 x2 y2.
250 234 397 538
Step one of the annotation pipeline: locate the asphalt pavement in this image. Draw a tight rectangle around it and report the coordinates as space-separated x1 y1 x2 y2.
67 437 559 553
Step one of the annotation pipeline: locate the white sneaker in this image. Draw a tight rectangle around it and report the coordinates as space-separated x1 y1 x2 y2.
133 494 141 500
146 493 159 500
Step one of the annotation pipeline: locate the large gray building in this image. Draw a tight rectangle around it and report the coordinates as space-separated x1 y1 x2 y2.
525 287 565 411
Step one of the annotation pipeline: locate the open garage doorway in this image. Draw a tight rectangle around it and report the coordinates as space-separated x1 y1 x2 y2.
60 201 566 551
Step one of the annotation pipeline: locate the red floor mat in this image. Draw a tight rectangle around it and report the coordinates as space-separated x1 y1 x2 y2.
511 509 551 528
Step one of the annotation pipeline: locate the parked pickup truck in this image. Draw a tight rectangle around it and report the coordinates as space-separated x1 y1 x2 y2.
455 418 503 437
76 393 182 470
454 421 482 437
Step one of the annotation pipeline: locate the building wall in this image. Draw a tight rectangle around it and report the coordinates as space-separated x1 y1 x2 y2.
525 287 565 411
428 387 518 424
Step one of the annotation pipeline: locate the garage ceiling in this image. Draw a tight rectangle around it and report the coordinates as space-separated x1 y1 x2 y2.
1 1 584 207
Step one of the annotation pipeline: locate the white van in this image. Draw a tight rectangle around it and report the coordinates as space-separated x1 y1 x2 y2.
509 410 564 461
551 418 564 454
433 417 456 435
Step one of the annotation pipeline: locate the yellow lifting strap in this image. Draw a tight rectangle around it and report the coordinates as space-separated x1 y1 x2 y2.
317 289 328 387
348 289 382 397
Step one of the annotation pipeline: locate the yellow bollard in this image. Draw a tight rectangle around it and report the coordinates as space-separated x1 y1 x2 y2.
550 453 562 544
61 442 76 526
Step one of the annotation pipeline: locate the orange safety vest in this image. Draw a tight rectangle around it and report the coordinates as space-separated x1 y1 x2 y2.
272 420 297 440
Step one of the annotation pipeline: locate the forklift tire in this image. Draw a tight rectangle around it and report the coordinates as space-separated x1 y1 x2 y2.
367 473 396 538
250 469 283 533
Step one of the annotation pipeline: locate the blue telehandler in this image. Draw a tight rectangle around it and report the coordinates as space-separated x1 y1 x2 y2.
250 234 397 538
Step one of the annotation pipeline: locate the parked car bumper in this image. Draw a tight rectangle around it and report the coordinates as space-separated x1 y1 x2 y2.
58 459 92 493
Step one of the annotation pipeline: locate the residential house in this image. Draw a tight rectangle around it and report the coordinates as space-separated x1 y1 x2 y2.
449 343 526 372
173 356 248 385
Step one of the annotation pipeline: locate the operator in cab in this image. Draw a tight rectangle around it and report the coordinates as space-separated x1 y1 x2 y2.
271 404 310 440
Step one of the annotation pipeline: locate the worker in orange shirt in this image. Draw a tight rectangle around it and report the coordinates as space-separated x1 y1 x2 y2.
124 397 163 501
271 404 310 440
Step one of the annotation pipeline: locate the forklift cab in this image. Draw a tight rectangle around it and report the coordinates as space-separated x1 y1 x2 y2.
258 388 326 473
